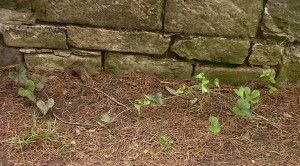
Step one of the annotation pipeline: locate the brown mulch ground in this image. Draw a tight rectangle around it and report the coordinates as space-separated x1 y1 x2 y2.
0 66 299 166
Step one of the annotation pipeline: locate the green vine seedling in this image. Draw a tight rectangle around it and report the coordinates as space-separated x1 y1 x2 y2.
260 70 278 94
9 64 55 116
233 87 260 118
18 80 37 103
31 74 56 91
134 92 163 115
158 135 175 156
8 64 28 84
208 116 221 134
37 99 55 116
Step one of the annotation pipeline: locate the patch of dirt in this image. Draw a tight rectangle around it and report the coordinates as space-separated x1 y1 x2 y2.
0 67 299 166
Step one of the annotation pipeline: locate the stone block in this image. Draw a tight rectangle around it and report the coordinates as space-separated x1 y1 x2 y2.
33 0 163 30
0 47 23 67
2 25 67 49
68 26 170 55
165 0 264 37
0 8 34 25
262 0 300 42
194 66 273 85
25 53 101 75
171 37 250 64
249 44 283 66
278 46 300 87
104 52 192 79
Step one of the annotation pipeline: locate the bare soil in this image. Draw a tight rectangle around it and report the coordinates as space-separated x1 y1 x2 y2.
0 66 299 166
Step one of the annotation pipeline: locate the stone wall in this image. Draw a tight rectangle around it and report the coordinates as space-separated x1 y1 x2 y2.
0 0 299 87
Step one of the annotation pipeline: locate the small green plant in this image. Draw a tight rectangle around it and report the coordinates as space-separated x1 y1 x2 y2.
31 74 55 91
176 85 186 95
194 73 211 95
233 87 260 118
8 64 28 84
36 98 55 115
158 135 175 156
145 92 164 106
134 99 151 115
101 112 114 124
208 116 221 134
134 92 163 115
18 80 36 103
260 70 278 94
9 64 55 115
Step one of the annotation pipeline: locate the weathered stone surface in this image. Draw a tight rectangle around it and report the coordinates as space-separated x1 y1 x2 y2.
104 52 192 79
71 49 102 57
0 47 23 67
278 46 300 87
54 50 72 57
171 37 250 64
2 25 67 49
19 48 36 54
195 66 273 85
0 8 34 25
32 0 163 30
25 53 101 75
68 26 170 55
0 0 32 11
249 44 283 66
165 0 264 37
262 0 300 42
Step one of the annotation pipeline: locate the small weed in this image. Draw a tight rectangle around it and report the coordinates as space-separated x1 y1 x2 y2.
208 116 221 134
31 74 55 91
8 64 27 84
260 70 278 94
134 92 163 115
101 112 114 124
36 98 55 115
18 80 36 103
158 135 175 156
9 64 55 115
233 87 260 118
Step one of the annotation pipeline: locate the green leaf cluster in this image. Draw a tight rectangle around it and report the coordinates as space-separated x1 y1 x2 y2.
260 70 278 94
158 135 174 156
8 64 28 84
9 64 55 115
208 116 221 134
134 92 163 115
233 87 260 118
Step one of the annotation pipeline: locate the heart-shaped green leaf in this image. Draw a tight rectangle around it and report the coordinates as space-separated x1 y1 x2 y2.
8 64 27 84
36 98 54 115
101 112 113 124
145 92 164 106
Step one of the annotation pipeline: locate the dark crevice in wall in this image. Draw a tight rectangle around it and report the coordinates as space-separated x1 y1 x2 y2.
101 51 105 71
243 40 254 67
64 27 70 49
35 20 164 34
255 0 269 39
161 0 167 33
191 64 196 77
163 34 178 58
